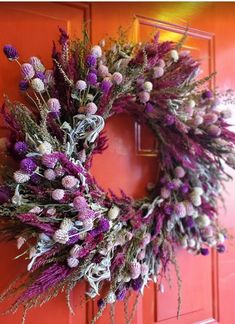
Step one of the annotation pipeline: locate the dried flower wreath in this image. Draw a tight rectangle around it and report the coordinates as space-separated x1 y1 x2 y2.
0 28 235 323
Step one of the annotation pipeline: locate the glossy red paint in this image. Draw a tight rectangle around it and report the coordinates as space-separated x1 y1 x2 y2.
0 2 235 324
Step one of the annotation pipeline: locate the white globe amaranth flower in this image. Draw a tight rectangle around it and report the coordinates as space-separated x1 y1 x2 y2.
188 238 196 248
60 218 74 231
197 215 211 228
180 236 188 248
170 49 179 62
143 81 153 92
190 192 202 207
38 141 52 155
188 99 196 108
108 205 120 220
106 291 116 304
14 170 30 183
53 229 69 244
193 187 203 196
31 77 45 92
70 244 81 258
91 45 102 58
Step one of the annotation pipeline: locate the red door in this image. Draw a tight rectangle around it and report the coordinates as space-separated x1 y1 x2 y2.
1 3 235 324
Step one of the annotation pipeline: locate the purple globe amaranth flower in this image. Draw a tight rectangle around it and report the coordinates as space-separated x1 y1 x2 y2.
35 71 45 81
183 216 194 228
47 98 61 113
164 203 173 215
217 244 225 253
86 54 97 67
131 277 143 291
200 247 209 256
164 114 175 126
19 80 29 91
20 158 37 174
3 44 19 61
180 183 189 194
100 79 112 94
30 173 41 184
86 72 97 86
42 153 58 169
202 90 213 100
166 182 175 191
145 102 154 113
73 196 88 211
14 141 28 156
98 218 110 232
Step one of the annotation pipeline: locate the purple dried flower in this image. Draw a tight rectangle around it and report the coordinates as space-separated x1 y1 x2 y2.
97 298 105 309
217 244 225 253
19 80 29 91
145 103 154 113
116 287 126 301
164 114 175 126
200 247 209 256
14 141 28 156
3 44 19 61
73 196 88 211
100 79 112 94
202 90 213 100
30 173 41 184
98 218 110 232
164 204 173 215
180 183 189 194
183 216 194 228
166 182 175 190
86 54 97 67
174 202 186 218
131 277 143 291
20 158 37 174
86 72 97 86
47 98 61 113
35 71 45 81
78 209 95 221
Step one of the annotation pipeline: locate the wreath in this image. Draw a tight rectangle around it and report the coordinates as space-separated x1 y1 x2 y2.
0 28 235 323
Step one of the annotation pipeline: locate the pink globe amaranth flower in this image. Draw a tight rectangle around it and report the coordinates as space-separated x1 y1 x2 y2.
73 196 88 211
82 218 94 230
85 102 98 115
42 154 58 169
67 256 79 268
53 229 69 244
203 113 218 125
207 125 221 137
70 244 81 257
157 59 165 68
75 80 87 91
174 166 185 178
62 175 78 189
183 201 194 216
47 98 61 112
112 72 123 85
174 202 186 218
52 189 65 201
78 208 95 221
98 64 109 78
21 63 35 80
139 91 150 103
160 187 171 199
153 66 164 78
193 114 204 126
44 169 56 181
29 56 45 72
129 260 141 279
137 250 145 261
